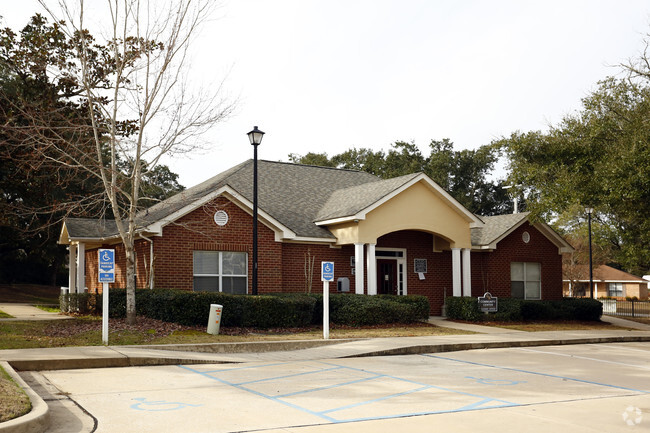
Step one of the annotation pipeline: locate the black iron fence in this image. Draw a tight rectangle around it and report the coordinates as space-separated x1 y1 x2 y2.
601 299 650 318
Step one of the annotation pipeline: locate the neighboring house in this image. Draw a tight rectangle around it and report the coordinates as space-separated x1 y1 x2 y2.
59 160 573 315
563 264 649 300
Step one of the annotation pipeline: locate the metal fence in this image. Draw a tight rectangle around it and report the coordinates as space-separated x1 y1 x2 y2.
601 299 650 318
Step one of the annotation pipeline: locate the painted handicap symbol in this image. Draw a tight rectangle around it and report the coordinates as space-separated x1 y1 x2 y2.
130 397 203 411
465 376 526 386
102 251 111 261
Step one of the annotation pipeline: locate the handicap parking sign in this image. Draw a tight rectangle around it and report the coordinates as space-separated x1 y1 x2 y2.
321 261 334 282
99 249 115 283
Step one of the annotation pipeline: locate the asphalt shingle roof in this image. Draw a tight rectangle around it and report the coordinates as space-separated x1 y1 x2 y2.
315 173 421 221
565 264 646 282
63 160 536 247
64 218 119 239
470 212 530 246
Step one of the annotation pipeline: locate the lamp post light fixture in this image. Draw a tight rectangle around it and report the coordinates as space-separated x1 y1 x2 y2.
586 207 594 299
247 126 265 296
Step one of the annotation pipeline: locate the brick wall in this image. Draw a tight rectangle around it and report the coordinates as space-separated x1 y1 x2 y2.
471 222 563 300
78 199 564 312
84 239 151 293
153 196 282 292
281 243 356 293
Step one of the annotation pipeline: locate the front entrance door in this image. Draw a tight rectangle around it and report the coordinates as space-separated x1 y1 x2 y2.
377 259 397 295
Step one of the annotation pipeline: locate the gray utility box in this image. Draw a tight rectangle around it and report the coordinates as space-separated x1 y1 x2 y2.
207 304 223 335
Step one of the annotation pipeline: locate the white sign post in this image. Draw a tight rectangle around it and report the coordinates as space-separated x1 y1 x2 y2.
321 261 334 339
98 249 115 345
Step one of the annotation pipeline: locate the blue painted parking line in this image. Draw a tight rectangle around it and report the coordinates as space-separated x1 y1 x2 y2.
178 362 518 424
236 366 343 386
423 354 650 394
130 398 203 411
277 374 384 398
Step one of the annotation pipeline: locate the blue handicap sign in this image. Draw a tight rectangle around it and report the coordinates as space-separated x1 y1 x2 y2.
98 249 115 283
99 272 115 283
321 261 334 282
99 249 115 271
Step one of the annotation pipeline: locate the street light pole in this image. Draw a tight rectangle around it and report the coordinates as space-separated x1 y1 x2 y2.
586 207 594 299
247 126 265 296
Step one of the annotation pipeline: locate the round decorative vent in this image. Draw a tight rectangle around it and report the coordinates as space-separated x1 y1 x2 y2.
213 210 229 226
522 231 531 244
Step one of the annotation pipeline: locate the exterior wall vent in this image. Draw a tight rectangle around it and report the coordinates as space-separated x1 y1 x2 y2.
214 210 229 226
522 231 531 244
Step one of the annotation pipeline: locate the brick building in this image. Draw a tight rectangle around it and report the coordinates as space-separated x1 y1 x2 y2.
59 160 573 314
563 264 649 300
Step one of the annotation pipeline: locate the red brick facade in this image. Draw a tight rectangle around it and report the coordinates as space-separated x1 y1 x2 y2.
81 197 564 313
470 222 563 301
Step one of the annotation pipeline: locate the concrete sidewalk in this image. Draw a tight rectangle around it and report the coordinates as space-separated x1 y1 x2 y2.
2 316 650 370
0 303 70 321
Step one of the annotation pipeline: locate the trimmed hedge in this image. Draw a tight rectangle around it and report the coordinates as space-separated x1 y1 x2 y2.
444 297 602 322
60 290 429 328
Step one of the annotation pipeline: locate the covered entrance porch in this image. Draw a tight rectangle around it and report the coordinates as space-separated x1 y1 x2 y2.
317 174 482 309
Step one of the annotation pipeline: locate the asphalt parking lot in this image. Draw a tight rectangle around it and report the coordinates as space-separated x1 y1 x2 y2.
26 342 650 433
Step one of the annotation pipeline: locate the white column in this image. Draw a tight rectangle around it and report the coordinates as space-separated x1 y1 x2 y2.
594 283 598 299
452 248 462 297
355 243 365 294
462 248 471 297
68 244 77 293
366 243 377 295
76 242 86 293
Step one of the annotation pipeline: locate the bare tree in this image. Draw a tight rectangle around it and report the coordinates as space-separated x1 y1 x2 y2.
32 0 235 323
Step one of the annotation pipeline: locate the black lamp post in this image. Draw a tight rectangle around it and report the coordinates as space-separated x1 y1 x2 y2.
247 126 265 295
586 207 594 299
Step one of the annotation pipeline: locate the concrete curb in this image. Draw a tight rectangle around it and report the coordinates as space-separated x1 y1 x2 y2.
7 355 227 372
137 337 360 354
341 335 650 358
5 339 358 371
0 361 49 433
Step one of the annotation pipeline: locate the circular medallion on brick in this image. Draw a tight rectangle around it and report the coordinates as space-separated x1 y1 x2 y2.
522 231 530 243
213 210 229 226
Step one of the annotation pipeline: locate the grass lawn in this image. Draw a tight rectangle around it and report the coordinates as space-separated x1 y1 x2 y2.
464 320 634 332
0 364 31 423
0 317 472 349
35 305 60 313
0 310 13 319
0 284 60 304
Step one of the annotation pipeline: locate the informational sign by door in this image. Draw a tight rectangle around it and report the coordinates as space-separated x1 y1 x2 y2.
478 292 498 313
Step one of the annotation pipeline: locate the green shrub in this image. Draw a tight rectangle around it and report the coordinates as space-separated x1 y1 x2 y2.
520 300 556 321
377 295 430 320
444 296 602 322
445 296 483 321
60 292 96 315
59 290 428 328
556 297 602 321
490 298 523 321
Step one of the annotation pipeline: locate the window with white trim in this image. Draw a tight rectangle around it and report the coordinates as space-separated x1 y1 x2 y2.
193 251 247 294
510 262 541 300
607 282 623 297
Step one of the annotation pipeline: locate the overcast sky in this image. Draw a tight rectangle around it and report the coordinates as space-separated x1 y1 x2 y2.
3 0 650 187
